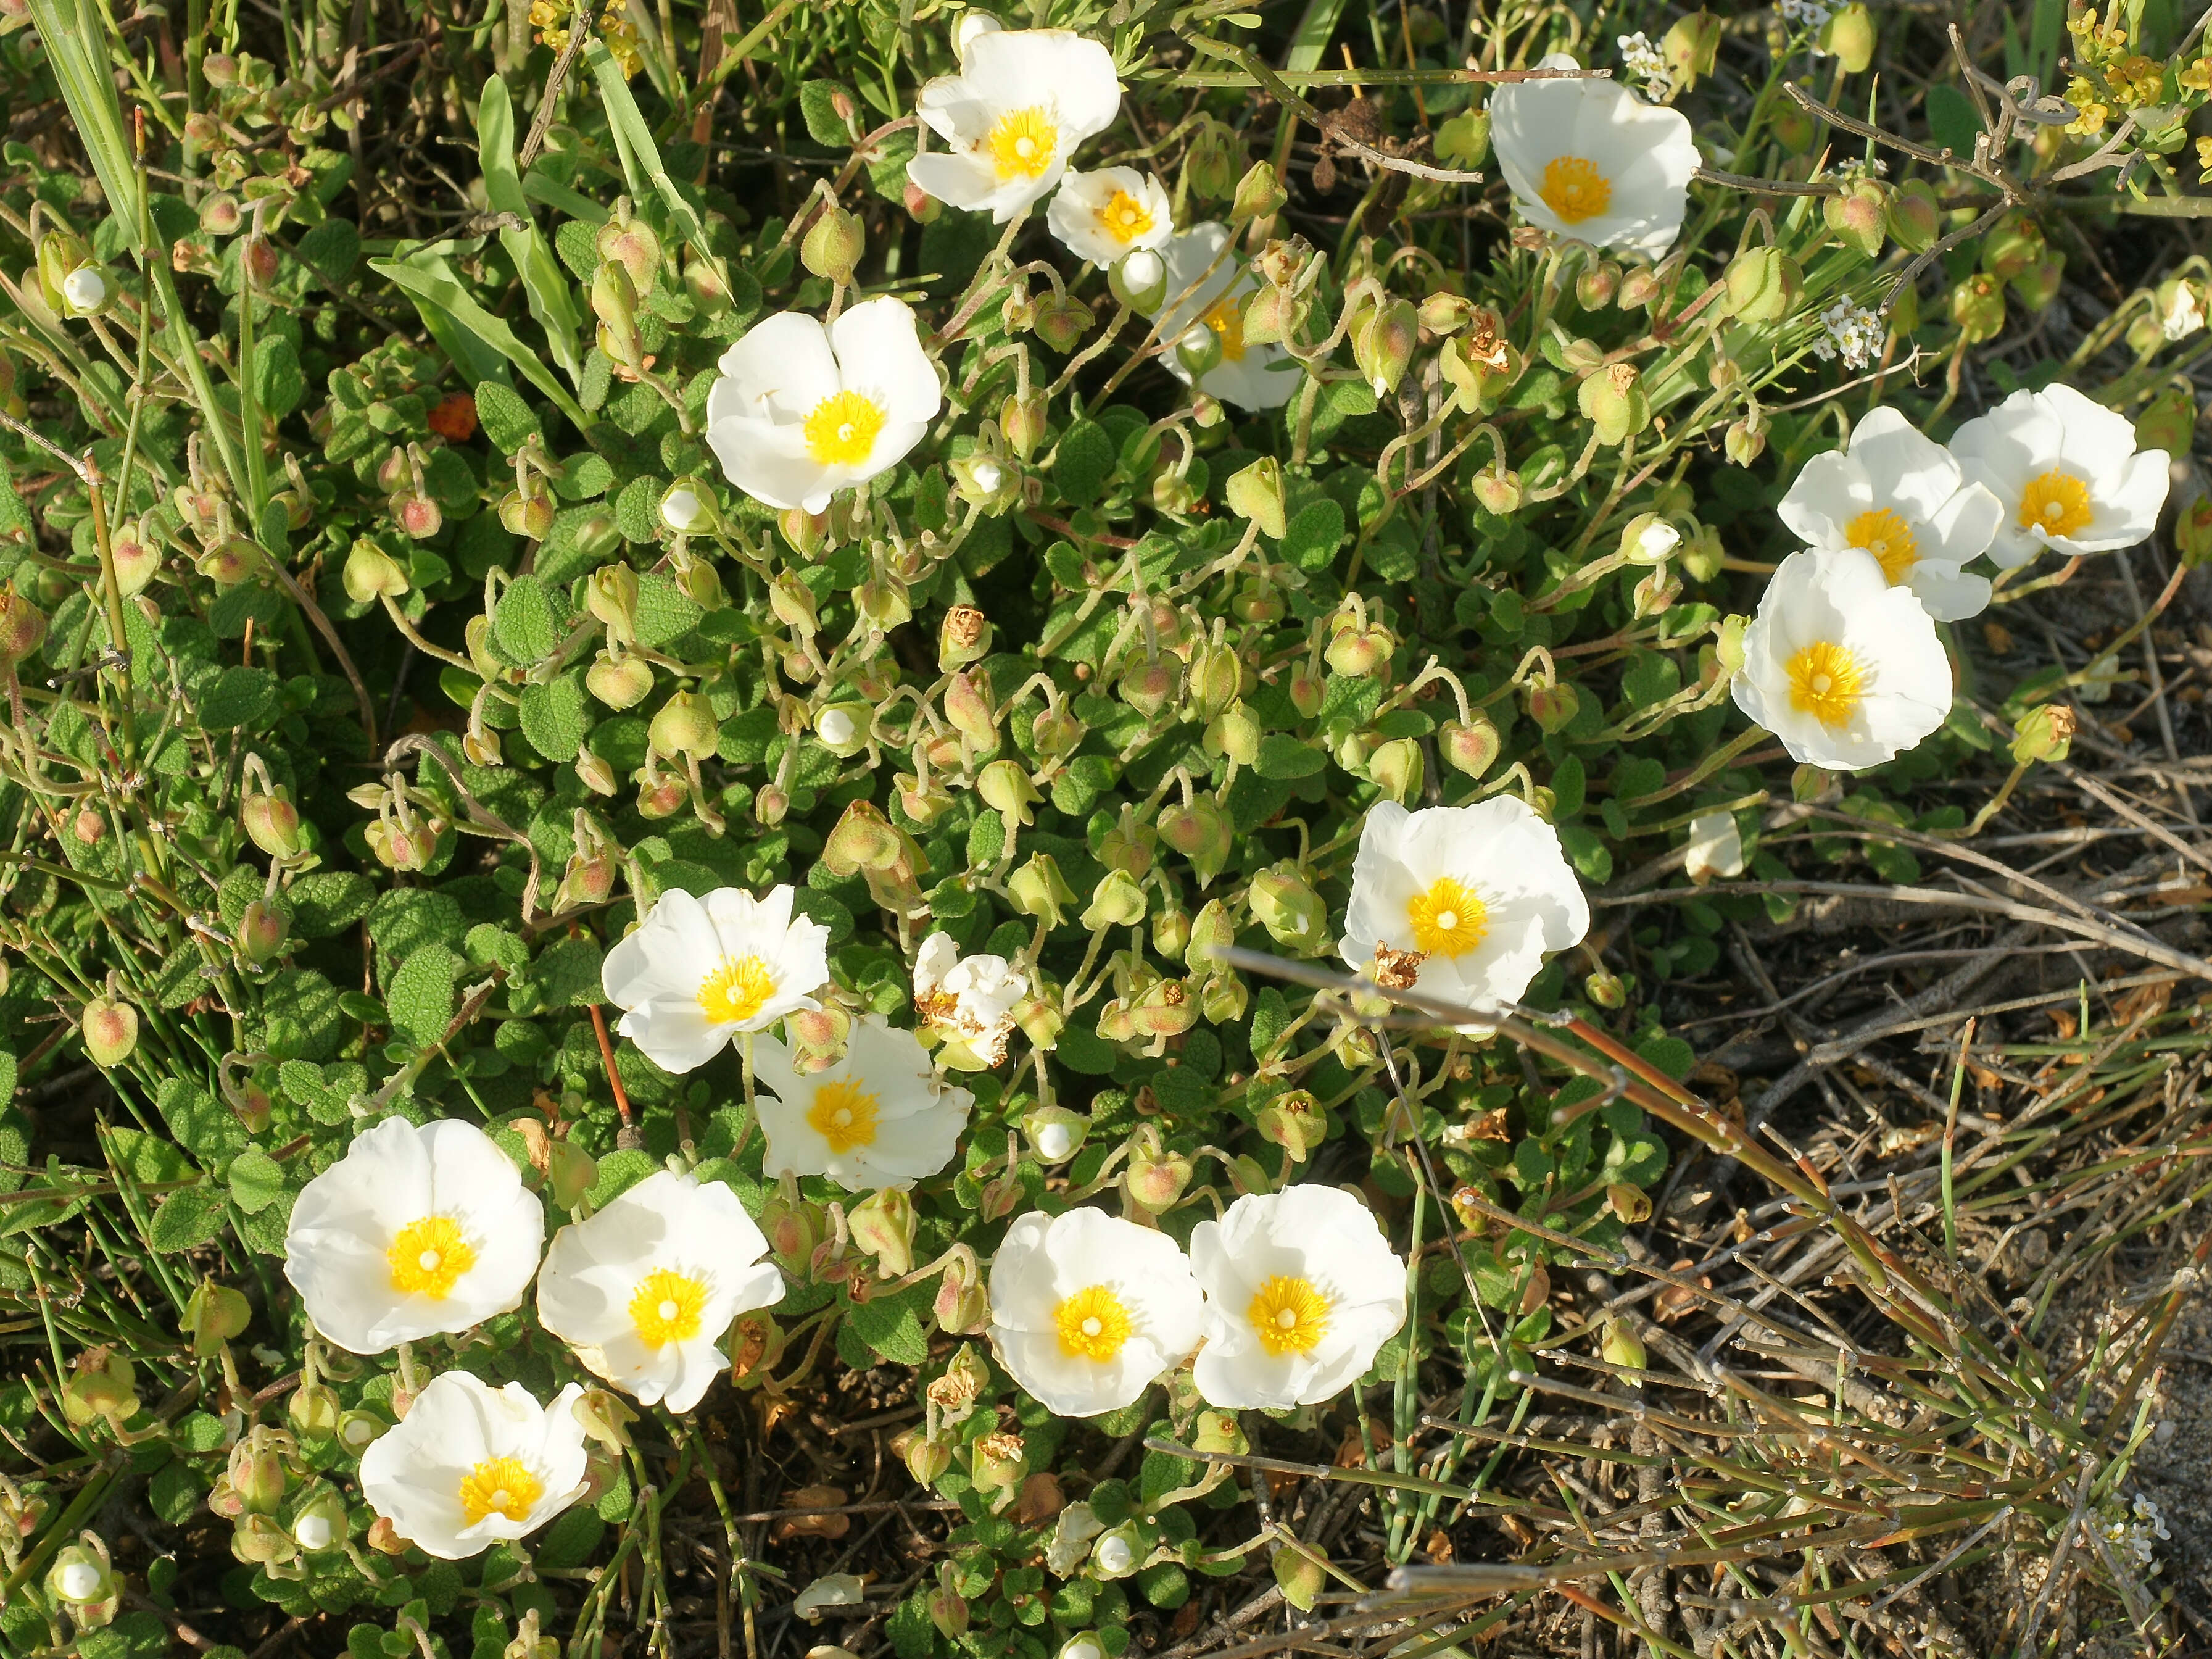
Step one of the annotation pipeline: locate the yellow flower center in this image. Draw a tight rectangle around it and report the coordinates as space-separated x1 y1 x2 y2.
1098 188 1154 244
987 106 1058 181
387 1215 475 1299
457 1455 544 1525
1845 507 1919 583
1538 155 1612 224
2017 469 2093 539
1247 1274 1332 1357
1054 1284 1132 1361
628 1266 708 1347
697 954 777 1025
1406 876 1486 958
802 391 887 468
1203 297 1247 363
1785 639 1868 730
806 1078 880 1153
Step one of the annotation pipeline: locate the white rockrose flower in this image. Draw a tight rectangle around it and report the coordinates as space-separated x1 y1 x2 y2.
1683 811 1747 883
1046 167 1174 265
601 886 831 1073
703 297 942 514
987 1208 1204 1417
1188 1186 1407 1410
1489 54 1700 259
536 1170 784 1413
357 1372 589 1560
282 1116 543 1355
752 1015 973 1190
908 27 1122 222
913 931 1027 1068
1338 799 1590 1017
1948 384 2171 569
1778 407 2003 622
1731 547 1952 770
1158 222 1298 411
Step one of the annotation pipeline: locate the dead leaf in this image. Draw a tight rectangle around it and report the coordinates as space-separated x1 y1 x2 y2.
771 1484 850 1542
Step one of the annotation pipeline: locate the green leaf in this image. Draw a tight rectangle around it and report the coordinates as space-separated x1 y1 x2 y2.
289 871 376 939
294 218 362 286
254 335 307 420
845 1281 930 1365
149 1185 229 1252
1283 499 1345 573
798 80 858 146
631 572 703 650
370 253 590 431
586 39 723 283
1254 734 1327 780
226 1148 286 1215
1053 420 1117 506
477 75 585 385
493 573 563 664
588 1147 657 1206
527 935 605 1007
518 672 593 765
159 1078 247 1163
386 944 461 1047
1926 84 1981 159
199 665 280 729
474 381 542 455
23 0 144 252
104 1125 193 1186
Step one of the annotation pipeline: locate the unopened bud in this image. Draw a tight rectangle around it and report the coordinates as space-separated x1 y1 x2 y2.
1109 247 1167 314
801 204 865 285
847 1187 916 1277
1367 736 1423 804
1158 796 1233 886
1249 861 1327 952
1224 455 1288 538
1823 179 1887 260
1082 868 1148 931
343 539 410 602
1230 160 1286 224
1438 714 1501 779
1818 1 1875 70
648 689 719 760
1007 852 1075 926
1722 244 1800 325
82 994 139 1068
1352 297 1417 398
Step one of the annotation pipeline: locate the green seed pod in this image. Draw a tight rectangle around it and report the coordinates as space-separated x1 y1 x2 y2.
1249 861 1328 952
847 1187 916 1278
0 583 48 667
1008 853 1075 926
1886 179 1941 252
1352 296 1418 398
1230 159 1286 225
1082 868 1148 930
1435 107 1490 168
1818 1 1876 71
647 688 719 760
1224 455 1288 538
978 758 1042 831
1823 180 1887 259
2010 704 2075 765
586 652 655 710
800 202 865 285
1721 244 1801 325
82 994 139 1069
1578 361 1651 445
1367 736 1423 804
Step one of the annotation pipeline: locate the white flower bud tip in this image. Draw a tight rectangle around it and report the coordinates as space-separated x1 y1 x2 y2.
1122 249 1164 289
1034 1121 1076 1162
816 707 858 747
953 10 1002 59
293 1513 334 1551
56 1561 104 1601
660 486 704 531
339 1416 377 1449
1635 521 1681 561
1177 325 1212 354
970 458 1004 494
63 267 107 314
1062 1639 1105 1659
1093 1535 1134 1575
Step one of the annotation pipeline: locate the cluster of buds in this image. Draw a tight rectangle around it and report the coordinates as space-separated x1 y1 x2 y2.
591 199 665 379
823 798 930 915
347 771 452 872
60 1348 144 1439
35 224 112 319
168 433 267 590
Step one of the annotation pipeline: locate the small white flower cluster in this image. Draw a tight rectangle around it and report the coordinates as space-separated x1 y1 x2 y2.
1811 297 1885 371
2100 1494 2171 1570
1779 0 1834 28
1616 32 1676 101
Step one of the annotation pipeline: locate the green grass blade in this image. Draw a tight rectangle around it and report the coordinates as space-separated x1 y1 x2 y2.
370 252 592 430
585 37 720 277
478 74 587 386
23 0 144 252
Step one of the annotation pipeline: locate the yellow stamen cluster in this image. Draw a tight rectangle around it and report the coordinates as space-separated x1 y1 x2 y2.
806 1079 880 1154
387 1216 475 1299
1406 876 1486 958
697 954 777 1025
629 1268 708 1347
2017 470 2093 539
1845 507 1919 584
1784 641 1868 731
1247 1276 1332 1357
458 1456 544 1525
1054 1284 1132 1360
802 392 887 468
1538 156 1612 224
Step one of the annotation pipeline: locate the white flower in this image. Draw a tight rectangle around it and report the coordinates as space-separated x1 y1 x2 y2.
703 297 942 514
1780 0 1833 26
293 1512 335 1552
913 931 1028 1068
536 1170 784 1413
660 484 704 531
1158 223 1298 411
1339 798 1591 1017
1489 55 1699 259
1046 167 1174 265
283 1117 543 1356
1731 547 1952 770
1683 811 1746 882
752 1015 972 1190
1778 407 2002 622
953 9 1000 58
1810 297 1884 371
601 886 831 1073
1616 32 1675 100
1034 1120 1077 1162
56 1561 103 1600
908 28 1122 223
988 1208 1204 1416
795 1573 867 1621
357 1372 589 1560
1949 384 2171 569
62 267 107 315
1188 1187 1407 1410
816 707 857 747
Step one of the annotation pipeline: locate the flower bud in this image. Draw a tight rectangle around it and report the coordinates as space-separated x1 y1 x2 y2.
801 203 865 285
1818 1 1876 70
1109 247 1167 314
1256 1091 1328 1161
1575 257 1621 310
499 485 556 540
1721 244 1800 325
1174 321 1224 378
978 758 1042 832
64 1350 139 1426
2011 703 2075 765
1249 861 1328 952
815 703 868 755
592 262 644 369
182 1279 252 1356
1035 292 1093 353
1632 566 1681 618
82 994 139 1068
241 787 304 859
1008 852 1075 926
1222 455 1288 538
1950 273 2006 344
848 1187 916 1278
1435 107 1489 167
1526 680 1580 735
1083 868 1148 931
1352 296 1418 397
896 1428 955 1485
291 1484 349 1553
1125 1135 1193 1212
1288 661 1325 718
1471 465 1524 516
49 1538 116 1608
1887 178 1941 252
1662 10 1722 89
587 651 655 710
1725 416 1766 467
1024 1106 1088 1163
342 538 410 603
0 583 48 667
1367 736 1423 804
943 669 999 750
1158 795 1233 886
939 604 990 669
1093 1523 1145 1578
660 482 711 534
780 505 831 558
1207 699 1261 766
595 201 662 293
1578 360 1650 445
1438 714 1501 778
1823 180 1887 260
648 688 719 760
934 1244 989 1333
228 1426 294 1513
1117 655 1181 719
952 452 1015 510
1002 389 1048 459
1230 159 1286 224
